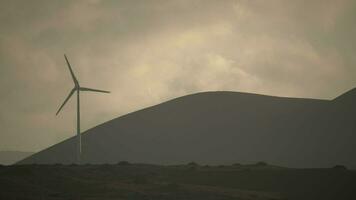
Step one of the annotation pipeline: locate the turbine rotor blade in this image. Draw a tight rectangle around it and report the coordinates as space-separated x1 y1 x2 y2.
80 87 110 93
64 54 79 86
56 88 76 115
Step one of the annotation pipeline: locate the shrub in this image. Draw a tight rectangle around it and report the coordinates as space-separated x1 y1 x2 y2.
188 165 197 171
332 165 347 170
117 161 131 166
53 163 63 166
187 162 198 166
255 161 268 166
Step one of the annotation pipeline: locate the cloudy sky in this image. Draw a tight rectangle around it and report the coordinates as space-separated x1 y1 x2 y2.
1 0 356 152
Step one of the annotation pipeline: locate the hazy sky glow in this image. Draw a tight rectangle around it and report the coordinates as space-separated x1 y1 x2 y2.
1 0 356 152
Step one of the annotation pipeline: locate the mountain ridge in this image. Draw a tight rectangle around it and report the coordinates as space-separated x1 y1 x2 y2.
0 151 34 165
333 87 356 101
18 88 356 168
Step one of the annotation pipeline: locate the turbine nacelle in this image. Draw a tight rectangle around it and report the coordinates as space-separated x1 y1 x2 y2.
55 87 110 116
56 55 110 116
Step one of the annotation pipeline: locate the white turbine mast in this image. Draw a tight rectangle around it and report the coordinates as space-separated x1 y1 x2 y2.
56 54 110 164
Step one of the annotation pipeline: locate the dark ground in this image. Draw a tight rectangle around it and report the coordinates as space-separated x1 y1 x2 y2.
0 163 355 200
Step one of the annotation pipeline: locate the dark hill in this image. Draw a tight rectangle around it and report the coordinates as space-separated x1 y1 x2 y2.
18 89 356 168
0 151 33 165
334 87 356 102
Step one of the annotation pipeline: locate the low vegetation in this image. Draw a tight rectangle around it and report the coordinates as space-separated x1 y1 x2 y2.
0 163 355 200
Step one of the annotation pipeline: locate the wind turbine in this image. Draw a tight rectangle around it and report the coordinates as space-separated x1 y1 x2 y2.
56 54 110 164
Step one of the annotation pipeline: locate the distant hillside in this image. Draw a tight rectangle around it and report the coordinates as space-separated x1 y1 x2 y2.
0 151 33 165
18 88 356 168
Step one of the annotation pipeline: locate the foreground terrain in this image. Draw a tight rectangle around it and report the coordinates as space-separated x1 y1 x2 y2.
0 163 355 200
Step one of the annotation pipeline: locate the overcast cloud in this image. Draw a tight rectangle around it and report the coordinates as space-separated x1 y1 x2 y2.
0 0 356 152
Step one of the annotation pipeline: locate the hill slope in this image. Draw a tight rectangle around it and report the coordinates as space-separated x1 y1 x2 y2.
0 151 33 165
18 89 356 168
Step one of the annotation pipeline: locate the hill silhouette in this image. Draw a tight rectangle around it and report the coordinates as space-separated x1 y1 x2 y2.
0 151 33 165
18 88 356 168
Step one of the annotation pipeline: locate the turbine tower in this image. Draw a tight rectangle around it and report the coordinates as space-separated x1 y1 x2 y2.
56 54 110 164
